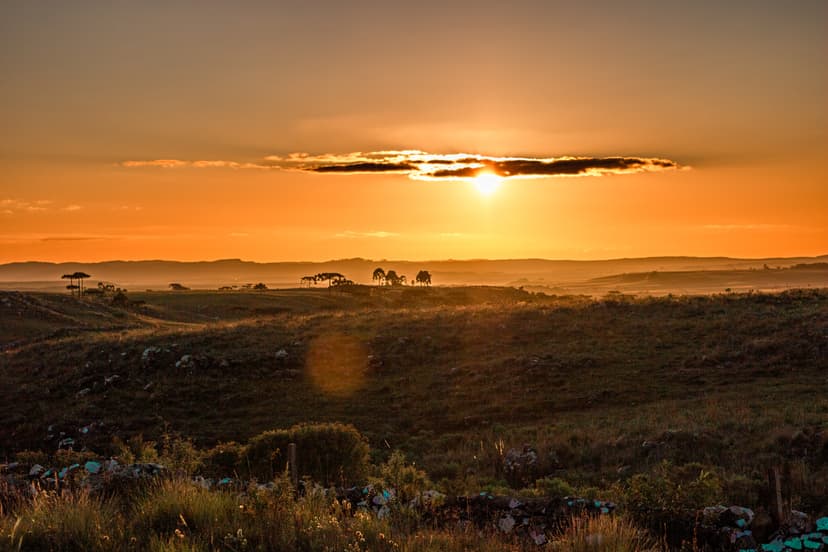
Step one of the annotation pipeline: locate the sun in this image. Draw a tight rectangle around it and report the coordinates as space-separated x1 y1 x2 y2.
473 172 502 195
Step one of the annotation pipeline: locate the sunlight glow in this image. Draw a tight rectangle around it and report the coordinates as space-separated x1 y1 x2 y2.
473 172 502 195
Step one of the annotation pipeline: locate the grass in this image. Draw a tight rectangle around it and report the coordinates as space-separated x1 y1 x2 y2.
0 286 826 547
1 477 661 551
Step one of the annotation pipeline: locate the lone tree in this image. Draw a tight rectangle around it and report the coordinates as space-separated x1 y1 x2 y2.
61 273 76 296
415 270 432 286
372 267 386 286
73 272 91 296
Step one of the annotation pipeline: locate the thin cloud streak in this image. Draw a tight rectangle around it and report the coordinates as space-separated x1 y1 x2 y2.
120 150 682 180
334 230 400 239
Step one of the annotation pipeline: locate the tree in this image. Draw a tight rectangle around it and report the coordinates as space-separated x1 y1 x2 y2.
300 275 318 287
62 272 91 297
169 283 190 291
253 282 268 290
72 272 91 297
415 270 432 286
372 267 386 286
385 270 406 286
61 273 76 297
315 272 345 288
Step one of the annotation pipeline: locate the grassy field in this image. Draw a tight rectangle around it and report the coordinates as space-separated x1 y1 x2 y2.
1 286 827 549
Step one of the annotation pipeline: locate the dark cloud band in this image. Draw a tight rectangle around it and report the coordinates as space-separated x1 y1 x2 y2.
121 150 681 180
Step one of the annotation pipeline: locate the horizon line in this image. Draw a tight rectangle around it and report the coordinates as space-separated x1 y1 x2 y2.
2 253 827 266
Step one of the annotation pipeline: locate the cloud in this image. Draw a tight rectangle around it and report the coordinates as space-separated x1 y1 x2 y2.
120 150 681 180
700 224 792 231
334 230 400 239
0 199 75 214
120 159 273 169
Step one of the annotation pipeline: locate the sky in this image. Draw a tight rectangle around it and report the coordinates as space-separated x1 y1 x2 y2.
1 0 826 263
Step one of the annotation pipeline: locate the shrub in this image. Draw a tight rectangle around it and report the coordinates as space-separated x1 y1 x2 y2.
374 451 432 504
241 423 370 485
111 434 160 464
201 441 244 479
534 476 575 497
158 433 202 476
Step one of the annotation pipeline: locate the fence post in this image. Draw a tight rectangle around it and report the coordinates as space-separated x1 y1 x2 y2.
288 442 298 490
768 467 784 528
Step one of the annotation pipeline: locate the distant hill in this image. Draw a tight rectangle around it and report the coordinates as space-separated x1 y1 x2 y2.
0 255 826 292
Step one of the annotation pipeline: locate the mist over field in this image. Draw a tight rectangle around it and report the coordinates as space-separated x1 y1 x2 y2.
2 254 826 295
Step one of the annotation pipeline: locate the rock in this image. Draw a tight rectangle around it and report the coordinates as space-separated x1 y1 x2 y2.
76 387 91 397
84 461 101 474
503 445 538 486
721 505 755 529
104 374 120 385
175 354 194 370
28 464 44 477
529 528 547 545
142 346 162 363
275 349 289 360
789 510 811 534
498 515 516 533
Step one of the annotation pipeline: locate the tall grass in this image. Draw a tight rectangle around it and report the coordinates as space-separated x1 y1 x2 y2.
553 514 657 552
0 477 663 552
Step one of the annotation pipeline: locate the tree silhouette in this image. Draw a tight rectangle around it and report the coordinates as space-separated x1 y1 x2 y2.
415 270 432 286
61 273 76 296
315 272 345 287
385 270 407 286
62 272 90 297
169 283 190 291
300 275 318 287
372 267 386 286
72 272 91 297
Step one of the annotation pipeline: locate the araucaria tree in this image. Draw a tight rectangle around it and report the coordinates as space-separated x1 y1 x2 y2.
73 272 91 296
62 272 91 297
61 273 78 297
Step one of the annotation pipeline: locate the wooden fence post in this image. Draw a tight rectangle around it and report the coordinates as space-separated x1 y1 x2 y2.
768 467 784 528
288 442 298 490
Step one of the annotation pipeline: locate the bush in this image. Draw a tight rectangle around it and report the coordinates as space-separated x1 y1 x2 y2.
615 461 724 543
201 441 244 479
241 423 370 485
158 433 202 476
111 434 160 464
534 476 575 497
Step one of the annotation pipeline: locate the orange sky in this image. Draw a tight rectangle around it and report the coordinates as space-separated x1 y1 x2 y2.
1 1 826 262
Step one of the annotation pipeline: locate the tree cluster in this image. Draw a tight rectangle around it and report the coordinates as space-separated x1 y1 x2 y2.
372 267 431 286
300 272 354 287
61 272 91 297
